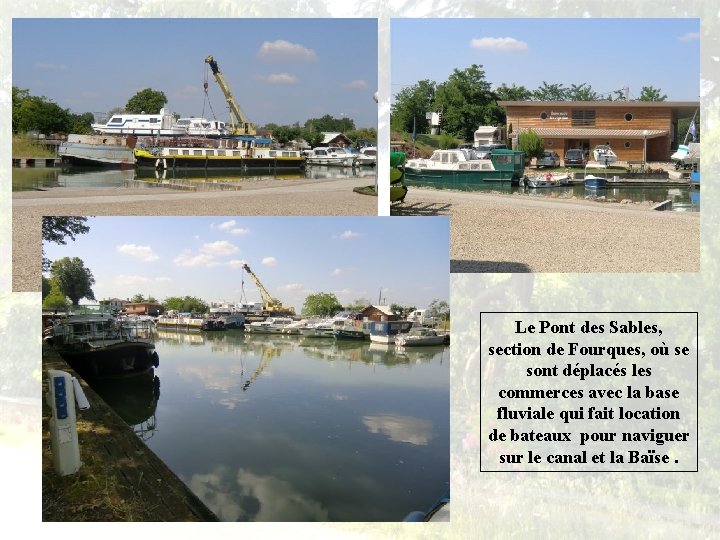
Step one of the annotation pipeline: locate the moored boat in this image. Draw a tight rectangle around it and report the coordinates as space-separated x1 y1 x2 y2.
395 327 447 347
583 163 609 189
356 146 377 167
592 144 617 166
369 320 414 344
246 317 295 334
58 134 137 168
45 309 158 377
526 172 570 188
404 148 525 185
175 117 228 137
305 146 358 167
134 138 305 170
333 325 367 340
92 108 187 136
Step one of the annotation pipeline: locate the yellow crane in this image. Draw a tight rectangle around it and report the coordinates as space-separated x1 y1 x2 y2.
204 55 256 136
242 263 295 316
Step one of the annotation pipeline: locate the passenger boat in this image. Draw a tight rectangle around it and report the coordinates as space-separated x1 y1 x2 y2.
592 144 617 165
245 317 295 334
356 146 377 167
395 327 447 347
369 320 414 344
175 117 228 137
305 146 358 167
155 312 205 329
134 137 305 170
92 108 187 136
298 320 336 338
45 310 158 377
525 172 570 188
404 148 525 184
58 134 137 168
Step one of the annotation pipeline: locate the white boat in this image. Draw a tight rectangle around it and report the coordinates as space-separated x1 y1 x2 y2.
246 317 295 334
298 320 336 338
305 146 358 167
395 327 447 347
175 117 228 137
525 172 571 188
356 146 377 166
92 108 188 136
584 163 609 189
155 312 205 329
592 144 617 166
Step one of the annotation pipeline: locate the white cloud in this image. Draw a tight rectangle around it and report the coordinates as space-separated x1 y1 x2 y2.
228 259 249 269
262 257 277 266
677 32 700 42
155 276 172 283
337 230 362 239
257 40 317 62
253 73 298 85
217 220 236 230
278 283 303 292
174 250 218 268
362 414 433 445
116 244 160 262
344 79 368 89
229 228 250 235
331 268 344 276
201 240 239 256
115 275 151 286
470 37 528 52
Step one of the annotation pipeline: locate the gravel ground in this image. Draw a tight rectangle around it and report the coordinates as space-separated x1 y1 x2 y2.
392 187 700 273
13 176 377 291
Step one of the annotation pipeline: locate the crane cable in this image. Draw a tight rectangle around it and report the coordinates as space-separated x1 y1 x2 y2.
203 63 219 122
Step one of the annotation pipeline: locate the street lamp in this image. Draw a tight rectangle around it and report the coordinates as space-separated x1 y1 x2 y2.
642 130 648 170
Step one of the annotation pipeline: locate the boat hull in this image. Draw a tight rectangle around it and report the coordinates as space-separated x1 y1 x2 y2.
135 150 305 171
405 168 520 185
58 134 137 168
55 341 158 378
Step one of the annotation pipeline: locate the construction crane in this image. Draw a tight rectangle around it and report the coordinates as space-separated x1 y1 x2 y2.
241 263 295 316
204 55 256 136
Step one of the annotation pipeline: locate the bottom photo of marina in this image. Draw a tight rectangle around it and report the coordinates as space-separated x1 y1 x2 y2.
41 216 450 522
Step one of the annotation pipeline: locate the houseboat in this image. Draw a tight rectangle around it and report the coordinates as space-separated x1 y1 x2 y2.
175 117 228 137
134 137 305 170
369 320 414 344
58 134 137 168
404 148 525 185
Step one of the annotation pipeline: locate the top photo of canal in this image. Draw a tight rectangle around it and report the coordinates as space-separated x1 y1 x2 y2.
12 18 379 292
389 18 700 273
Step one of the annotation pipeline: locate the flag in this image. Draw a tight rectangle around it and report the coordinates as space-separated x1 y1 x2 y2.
412 117 417 143
688 120 697 142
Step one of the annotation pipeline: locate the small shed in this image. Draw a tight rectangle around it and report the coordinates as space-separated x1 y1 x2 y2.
358 305 400 322
321 132 352 147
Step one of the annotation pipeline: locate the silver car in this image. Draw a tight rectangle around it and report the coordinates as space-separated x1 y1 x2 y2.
537 150 560 168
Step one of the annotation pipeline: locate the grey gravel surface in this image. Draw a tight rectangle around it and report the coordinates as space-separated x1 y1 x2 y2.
13 177 378 292
392 188 700 273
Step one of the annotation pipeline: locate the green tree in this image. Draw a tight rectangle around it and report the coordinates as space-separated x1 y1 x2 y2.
390 304 416 318
346 128 377 147
50 257 96 306
438 132 459 149
42 217 90 271
68 112 95 134
345 298 371 311
637 86 667 102
12 86 71 135
130 293 157 303
427 299 450 327
567 83 601 101
42 278 70 311
433 65 503 141
304 114 355 133
125 88 168 114
518 128 545 163
42 276 51 301
163 296 209 314
390 79 436 134
272 125 301 145
302 292 343 317
300 128 324 147
533 81 569 101
494 83 533 102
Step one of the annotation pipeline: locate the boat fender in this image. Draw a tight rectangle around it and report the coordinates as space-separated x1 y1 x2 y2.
151 350 160 367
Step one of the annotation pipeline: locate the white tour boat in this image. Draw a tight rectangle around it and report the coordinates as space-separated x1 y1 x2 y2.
305 146 358 167
92 108 188 136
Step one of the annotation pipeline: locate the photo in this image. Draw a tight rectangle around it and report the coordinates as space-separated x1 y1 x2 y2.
12 18 379 291
390 18 700 273
41 216 450 522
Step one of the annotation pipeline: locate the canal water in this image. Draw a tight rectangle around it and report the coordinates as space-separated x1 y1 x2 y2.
88 329 449 522
405 178 700 212
12 165 377 192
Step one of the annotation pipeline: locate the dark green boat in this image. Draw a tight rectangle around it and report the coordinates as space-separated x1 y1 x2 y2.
404 148 525 187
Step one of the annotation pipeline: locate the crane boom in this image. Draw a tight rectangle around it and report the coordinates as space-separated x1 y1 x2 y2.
205 55 256 136
242 264 295 315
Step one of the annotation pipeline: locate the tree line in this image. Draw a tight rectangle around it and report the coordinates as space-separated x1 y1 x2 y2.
391 64 670 142
13 86 376 146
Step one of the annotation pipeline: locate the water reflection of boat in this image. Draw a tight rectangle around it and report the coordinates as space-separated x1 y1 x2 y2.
87 368 161 440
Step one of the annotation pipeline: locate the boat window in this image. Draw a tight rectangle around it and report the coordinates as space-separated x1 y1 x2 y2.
233 150 242 156
450 154 458 163
482 163 492 170
109 117 123 124
269 151 277 157
182 149 190 155
515 155 523 165
217 150 225 156
494 155 512 165
430 153 441 162
149 118 159 123
441 153 449 163
193 150 203 156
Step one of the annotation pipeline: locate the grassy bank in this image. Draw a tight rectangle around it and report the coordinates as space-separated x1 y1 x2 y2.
13 136 56 158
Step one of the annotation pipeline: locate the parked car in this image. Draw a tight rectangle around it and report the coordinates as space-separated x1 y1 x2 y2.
536 150 561 168
564 149 587 167
475 143 507 159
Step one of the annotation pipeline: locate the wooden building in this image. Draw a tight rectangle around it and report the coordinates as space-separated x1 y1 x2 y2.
124 302 164 316
358 305 400 322
498 100 698 162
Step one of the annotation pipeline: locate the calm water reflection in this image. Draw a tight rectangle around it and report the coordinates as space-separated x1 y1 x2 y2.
12 165 376 192
91 329 449 522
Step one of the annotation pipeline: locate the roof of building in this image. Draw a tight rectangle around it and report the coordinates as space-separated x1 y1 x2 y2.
322 132 351 144
367 305 395 316
499 100 698 117
519 127 668 139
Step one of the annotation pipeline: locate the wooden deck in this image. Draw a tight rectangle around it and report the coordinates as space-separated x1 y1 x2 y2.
42 343 218 521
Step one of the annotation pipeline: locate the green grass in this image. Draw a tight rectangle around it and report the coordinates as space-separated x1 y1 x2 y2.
13 136 55 158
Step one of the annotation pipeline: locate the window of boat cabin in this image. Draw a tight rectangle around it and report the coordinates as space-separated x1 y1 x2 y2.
217 150 226 156
109 117 122 123
193 150 203 156
233 150 242 156
182 149 190 155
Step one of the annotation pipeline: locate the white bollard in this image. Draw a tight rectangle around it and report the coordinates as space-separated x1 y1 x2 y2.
46 370 87 476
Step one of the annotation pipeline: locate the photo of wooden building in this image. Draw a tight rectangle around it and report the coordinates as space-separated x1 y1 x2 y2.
498 100 699 162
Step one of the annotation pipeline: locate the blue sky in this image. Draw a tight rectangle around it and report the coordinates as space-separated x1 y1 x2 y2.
392 18 700 101
43 217 449 311
13 18 378 128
